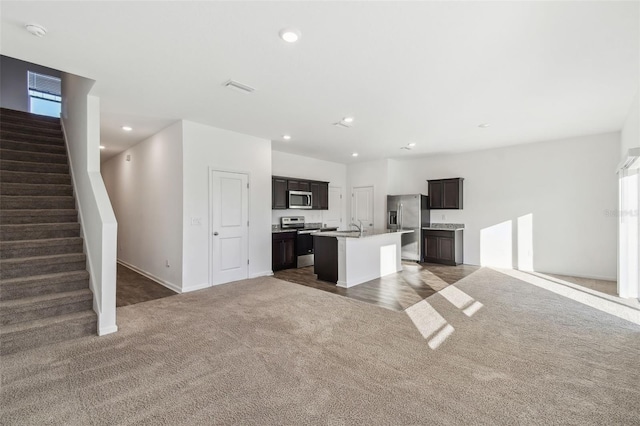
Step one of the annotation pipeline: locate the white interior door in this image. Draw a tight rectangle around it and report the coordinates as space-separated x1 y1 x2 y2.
352 186 374 233
324 186 342 229
210 170 249 285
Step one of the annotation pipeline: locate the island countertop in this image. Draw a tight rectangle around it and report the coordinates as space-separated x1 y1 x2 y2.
422 223 465 231
315 229 414 238
313 229 409 287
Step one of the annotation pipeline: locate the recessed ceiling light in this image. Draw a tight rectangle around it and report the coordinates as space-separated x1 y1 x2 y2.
343 116 354 123
279 28 301 43
478 123 490 128
352 152 359 157
99 145 105 150
408 143 416 147
25 24 46 37
122 126 133 132
283 135 291 140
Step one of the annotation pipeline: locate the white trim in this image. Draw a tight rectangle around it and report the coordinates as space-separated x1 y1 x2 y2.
117 259 182 294
182 282 212 293
61 120 103 326
98 325 118 336
250 270 274 279
208 168 251 287
350 185 375 230
462 261 617 282
518 269 617 283
497 268 640 325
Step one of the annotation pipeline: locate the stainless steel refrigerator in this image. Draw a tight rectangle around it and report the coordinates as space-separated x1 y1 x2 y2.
387 194 430 261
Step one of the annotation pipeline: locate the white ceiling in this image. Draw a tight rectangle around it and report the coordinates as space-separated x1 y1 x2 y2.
1 1 638 163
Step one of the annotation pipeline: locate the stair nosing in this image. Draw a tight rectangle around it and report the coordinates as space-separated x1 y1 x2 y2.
0 222 79 229
0 147 67 159
0 209 76 213
0 195 75 200
0 288 92 308
0 270 89 285
0 236 83 245
0 310 95 335
0 159 69 171
0 252 86 265
0 170 70 178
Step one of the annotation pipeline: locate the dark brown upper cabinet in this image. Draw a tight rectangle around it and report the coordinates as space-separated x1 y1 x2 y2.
310 181 329 210
272 176 329 210
272 177 288 209
427 178 464 209
287 180 310 192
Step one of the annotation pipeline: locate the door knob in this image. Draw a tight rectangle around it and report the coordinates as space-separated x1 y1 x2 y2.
213 232 219 236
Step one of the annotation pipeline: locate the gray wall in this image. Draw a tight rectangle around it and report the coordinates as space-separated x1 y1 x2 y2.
0 55 61 112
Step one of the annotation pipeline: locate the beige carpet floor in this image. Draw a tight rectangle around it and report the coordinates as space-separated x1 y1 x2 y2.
2 268 639 425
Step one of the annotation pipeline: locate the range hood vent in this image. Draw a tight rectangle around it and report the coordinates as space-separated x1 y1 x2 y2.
223 79 256 94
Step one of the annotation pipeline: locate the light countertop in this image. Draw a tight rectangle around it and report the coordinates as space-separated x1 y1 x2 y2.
315 229 414 239
422 223 465 231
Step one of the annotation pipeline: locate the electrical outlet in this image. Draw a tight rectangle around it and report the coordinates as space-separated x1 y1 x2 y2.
165 259 170 268
441 214 446 220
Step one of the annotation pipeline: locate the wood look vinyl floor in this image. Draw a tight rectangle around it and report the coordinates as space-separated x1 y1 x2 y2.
274 262 480 311
116 264 178 307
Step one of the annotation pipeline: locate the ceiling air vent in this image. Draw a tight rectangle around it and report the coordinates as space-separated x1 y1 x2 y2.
223 79 256 94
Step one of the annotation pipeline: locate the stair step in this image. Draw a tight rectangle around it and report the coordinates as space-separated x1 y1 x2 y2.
0 130 63 146
1 182 73 197
0 209 77 224
1 159 68 174
0 223 80 241
0 139 66 155
0 108 61 125
0 289 93 326
0 170 71 185
0 148 67 165
1 237 83 259
0 310 96 356
0 121 62 138
0 253 86 280
0 195 75 210
0 270 89 301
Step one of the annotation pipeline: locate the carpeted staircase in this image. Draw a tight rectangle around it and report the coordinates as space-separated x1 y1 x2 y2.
0 108 96 356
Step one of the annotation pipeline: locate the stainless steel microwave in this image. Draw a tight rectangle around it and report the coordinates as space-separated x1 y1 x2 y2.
288 190 312 209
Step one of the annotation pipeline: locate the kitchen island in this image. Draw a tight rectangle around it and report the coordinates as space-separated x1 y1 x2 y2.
314 229 414 288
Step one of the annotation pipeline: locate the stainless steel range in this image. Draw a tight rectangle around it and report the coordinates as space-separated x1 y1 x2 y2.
280 216 335 268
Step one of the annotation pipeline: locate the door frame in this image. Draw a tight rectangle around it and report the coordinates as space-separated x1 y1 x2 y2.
351 185 375 231
208 167 251 287
325 185 343 229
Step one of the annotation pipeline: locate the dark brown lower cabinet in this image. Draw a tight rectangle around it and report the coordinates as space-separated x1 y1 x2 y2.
313 236 338 283
272 231 296 271
423 229 463 266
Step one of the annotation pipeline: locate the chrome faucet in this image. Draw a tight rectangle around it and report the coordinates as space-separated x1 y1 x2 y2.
350 220 364 236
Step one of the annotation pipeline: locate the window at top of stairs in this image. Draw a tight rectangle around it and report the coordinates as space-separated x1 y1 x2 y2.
27 71 61 118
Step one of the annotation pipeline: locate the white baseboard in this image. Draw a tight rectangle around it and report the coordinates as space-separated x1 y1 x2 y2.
537 271 617 282
182 282 211 293
117 259 182 294
250 270 274 279
98 325 118 336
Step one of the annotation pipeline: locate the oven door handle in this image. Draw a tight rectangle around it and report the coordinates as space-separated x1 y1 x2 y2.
298 230 320 234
